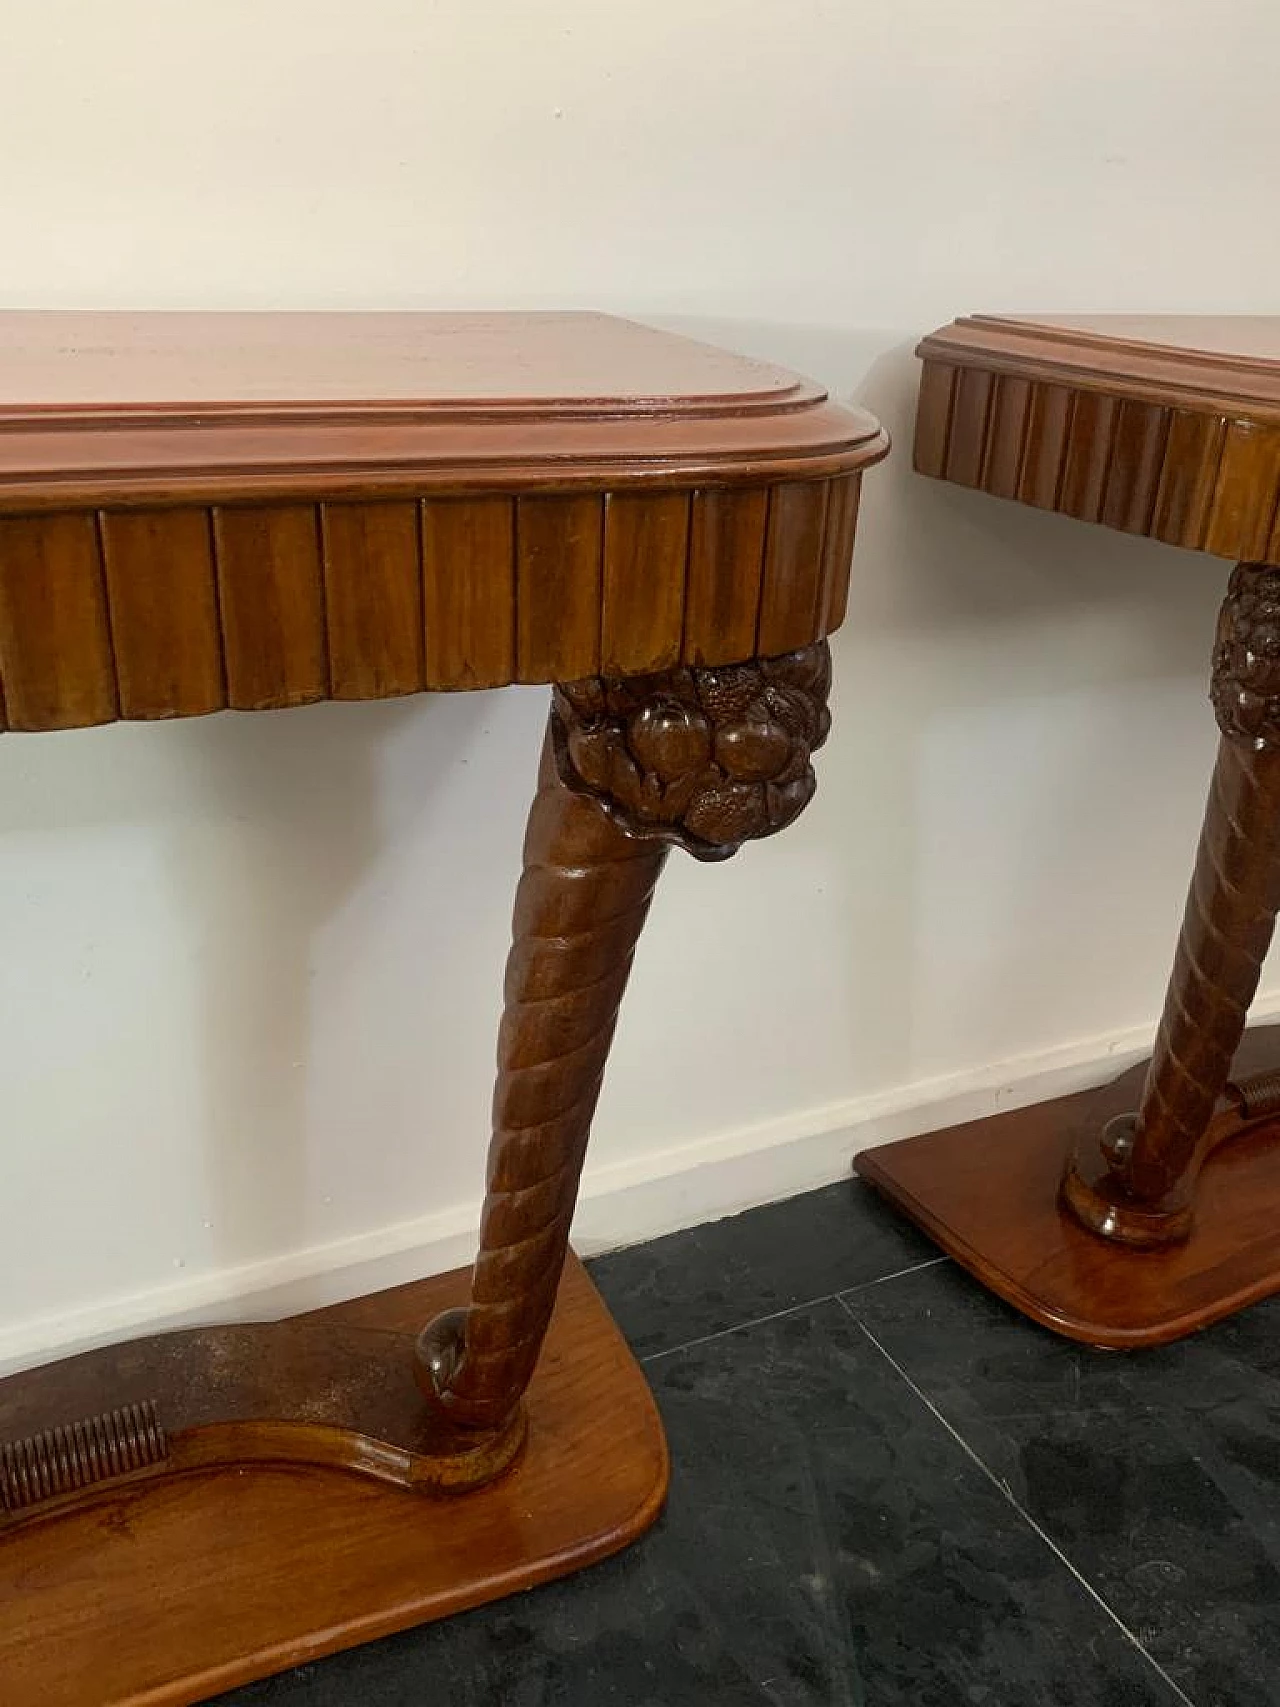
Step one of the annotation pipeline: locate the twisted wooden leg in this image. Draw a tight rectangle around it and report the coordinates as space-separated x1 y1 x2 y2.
415 732 666 1430
1063 563 1280 1246
417 644 832 1436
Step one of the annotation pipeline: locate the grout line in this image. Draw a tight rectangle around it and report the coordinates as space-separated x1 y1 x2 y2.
641 1294 839 1364
637 1253 952 1365
839 1255 949 1297
847 1306 1197 1707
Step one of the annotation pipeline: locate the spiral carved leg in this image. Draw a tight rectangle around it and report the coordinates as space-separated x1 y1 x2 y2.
415 732 666 1430
417 643 832 1438
1063 563 1280 1246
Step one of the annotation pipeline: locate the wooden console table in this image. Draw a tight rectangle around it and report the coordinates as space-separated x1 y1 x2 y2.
0 312 887 1705
857 313 1280 1347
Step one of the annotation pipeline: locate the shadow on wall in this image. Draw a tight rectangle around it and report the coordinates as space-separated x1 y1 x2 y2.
170 700 398 1268
657 311 1223 673
846 334 1225 1056
656 314 1225 1081
0 691 498 1277
0 317 1237 1326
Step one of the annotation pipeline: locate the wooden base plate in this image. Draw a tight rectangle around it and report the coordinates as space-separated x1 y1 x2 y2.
854 1025 1280 1349
0 1254 668 1707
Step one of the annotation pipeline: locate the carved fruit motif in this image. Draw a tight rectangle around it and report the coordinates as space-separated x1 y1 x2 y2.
1212 564 1280 751
551 643 832 859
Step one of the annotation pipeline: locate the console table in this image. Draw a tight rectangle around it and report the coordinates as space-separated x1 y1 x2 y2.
0 311 888 1704
857 313 1280 1347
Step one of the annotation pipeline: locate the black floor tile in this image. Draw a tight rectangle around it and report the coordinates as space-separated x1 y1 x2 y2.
848 1260 1280 1707
212 1298 1180 1707
586 1179 938 1358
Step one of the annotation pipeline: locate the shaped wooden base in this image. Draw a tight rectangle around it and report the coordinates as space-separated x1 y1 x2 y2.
0 1254 667 1707
854 1025 1280 1349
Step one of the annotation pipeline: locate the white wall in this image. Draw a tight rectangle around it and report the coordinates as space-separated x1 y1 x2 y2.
3 0 1279 1368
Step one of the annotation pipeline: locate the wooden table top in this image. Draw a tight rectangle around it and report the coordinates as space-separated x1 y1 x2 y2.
0 312 887 731
0 312 883 506
914 314 1280 564
0 311 815 407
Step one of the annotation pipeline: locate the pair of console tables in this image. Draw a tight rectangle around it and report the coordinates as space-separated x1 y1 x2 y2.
4 310 1280 1705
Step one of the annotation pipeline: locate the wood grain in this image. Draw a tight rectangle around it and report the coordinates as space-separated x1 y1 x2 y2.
1019 382 1075 511
1099 399 1170 535
683 486 769 666
757 480 832 656
819 475 863 633
516 495 604 683
0 313 889 728
421 497 516 689
982 375 1033 501
943 368 995 490
856 1025 1280 1348
1058 391 1117 522
213 505 328 710
912 361 954 479
916 316 1280 560
418 648 833 1432
0 480 868 729
0 311 887 510
98 509 224 719
1203 423 1280 561
321 502 423 699
600 491 690 676
0 1255 668 1707
0 514 116 730
415 734 667 1430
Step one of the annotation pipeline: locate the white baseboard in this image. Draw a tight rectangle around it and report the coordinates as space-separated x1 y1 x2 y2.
6 996 1278 1375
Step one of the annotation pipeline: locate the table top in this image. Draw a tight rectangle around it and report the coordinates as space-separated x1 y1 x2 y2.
914 314 1280 564
1001 314 1280 364
0 311 884 508
0 311 809 409
0 313 888 731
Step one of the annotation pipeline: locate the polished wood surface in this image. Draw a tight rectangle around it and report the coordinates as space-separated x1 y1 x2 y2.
1 312 885 1686
0 311 880 495
416 650 832 1429
858 315 1280 1343
0 1256 668 1707
915 314 1280 562
0 313 885 728
858 1028 1280 1348
0 311 810 403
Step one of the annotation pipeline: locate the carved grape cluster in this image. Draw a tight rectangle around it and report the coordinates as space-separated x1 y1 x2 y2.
1211 563 1280 751
551 643 832 860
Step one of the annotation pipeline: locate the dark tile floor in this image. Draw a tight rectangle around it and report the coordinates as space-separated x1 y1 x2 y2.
214 1180 1279 1707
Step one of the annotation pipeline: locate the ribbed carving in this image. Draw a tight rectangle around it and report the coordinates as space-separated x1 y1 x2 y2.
0 477 864 731
1063 565 1280 1243
1231 1066 1280 1121
415 730 669 1429
418 643 834 1430
1 1401 167 1511
1125 737 1280 1202
915 360 1280 562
